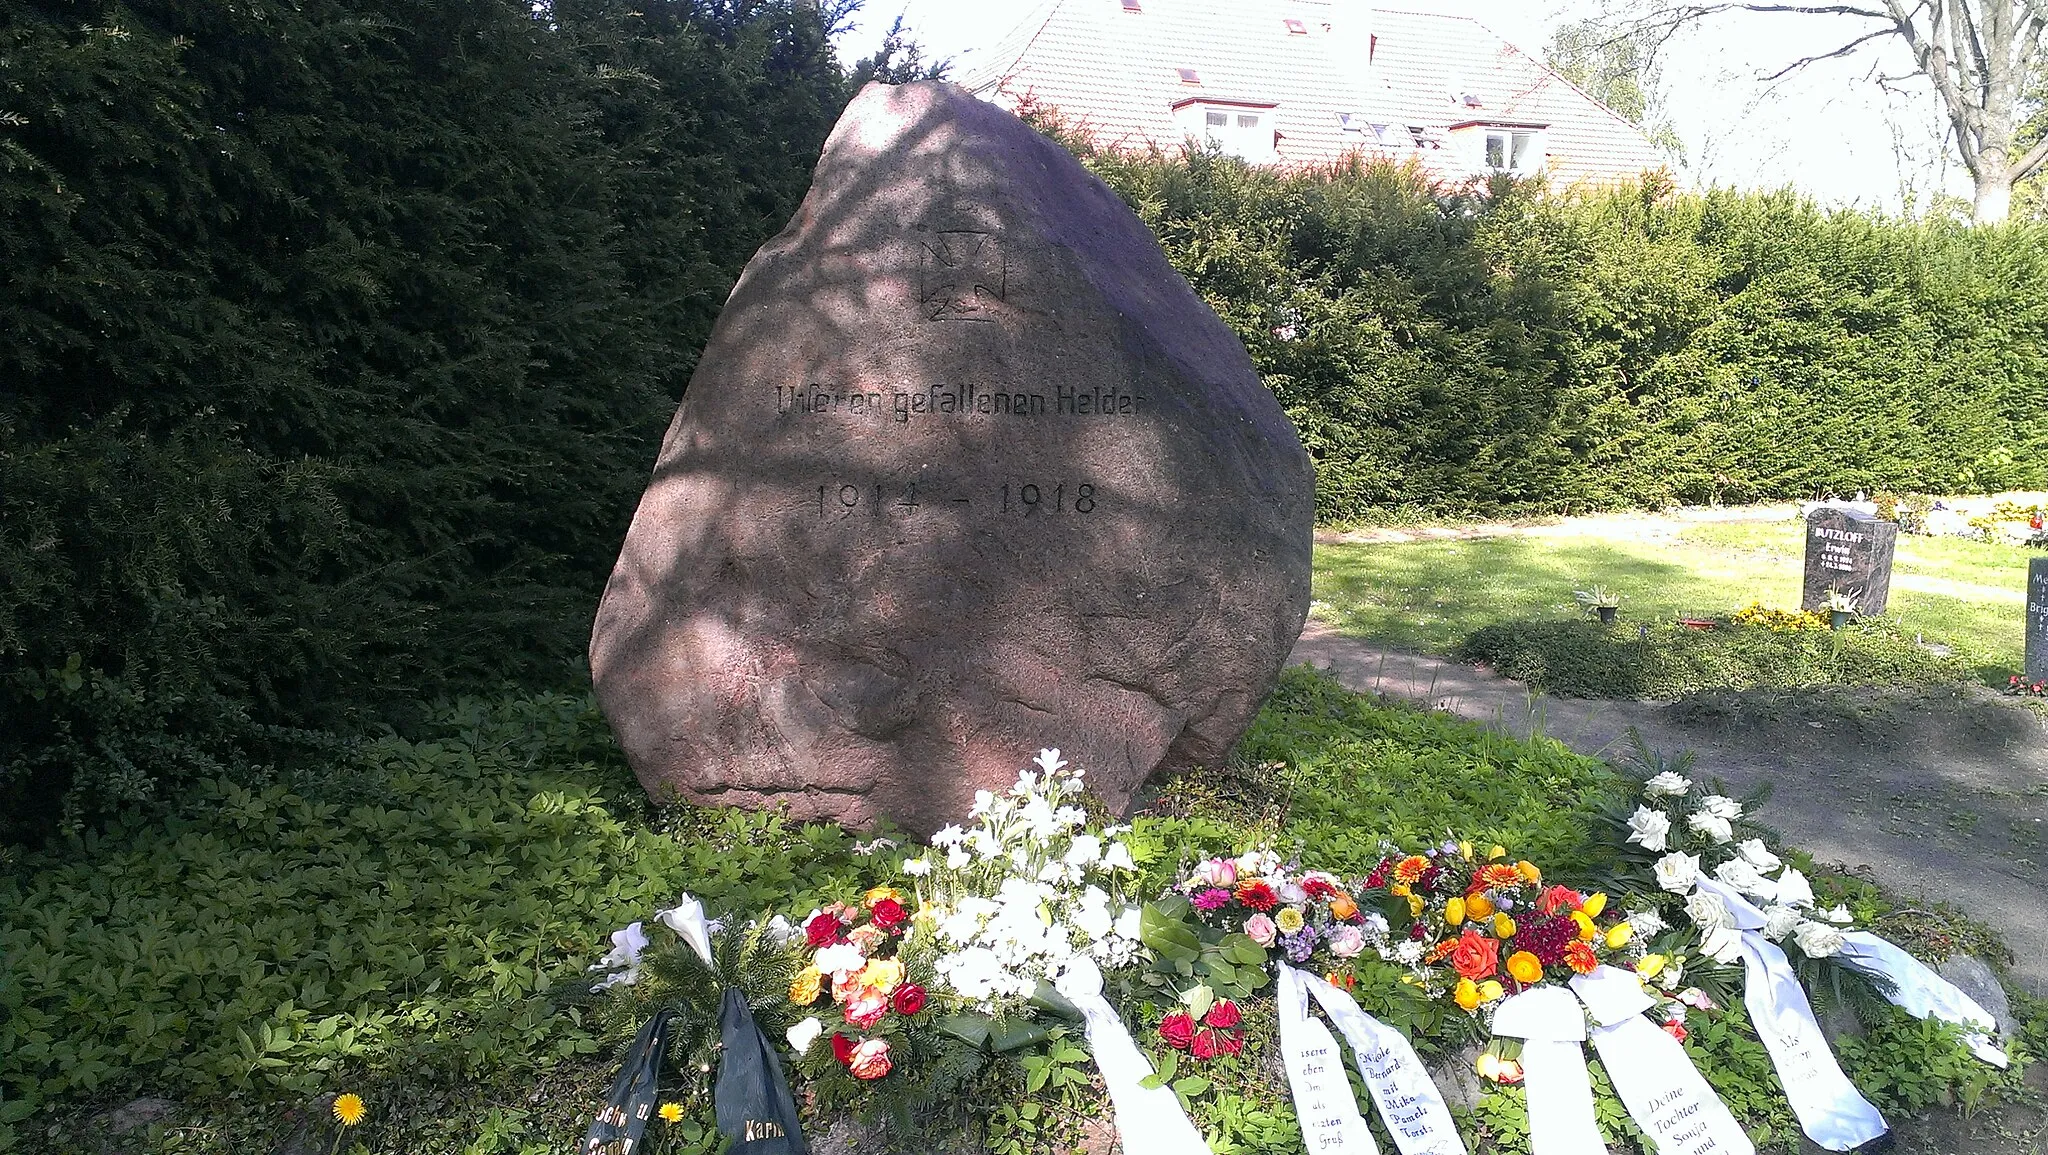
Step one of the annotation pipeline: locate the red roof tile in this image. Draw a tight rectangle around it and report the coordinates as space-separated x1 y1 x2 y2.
962 0 1669 187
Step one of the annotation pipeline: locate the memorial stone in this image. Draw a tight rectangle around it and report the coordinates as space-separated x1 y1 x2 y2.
589 81 1316 834
2027 558 2047 683
1800 507 1898 614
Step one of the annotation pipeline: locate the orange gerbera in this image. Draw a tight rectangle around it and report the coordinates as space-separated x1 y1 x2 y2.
1393 856 1432 885
1471 864 1524 891
1563 941 1599 975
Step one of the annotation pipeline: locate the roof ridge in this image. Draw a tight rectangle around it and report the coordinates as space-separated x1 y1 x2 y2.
963 0 1068 94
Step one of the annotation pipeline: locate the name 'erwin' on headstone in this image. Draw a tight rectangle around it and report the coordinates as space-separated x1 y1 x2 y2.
1800 506 1899 615
2027 558 2047 683
588 81 1316 836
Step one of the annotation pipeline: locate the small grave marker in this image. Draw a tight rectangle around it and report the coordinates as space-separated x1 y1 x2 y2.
2027 558 2047 683
1801 507 1899 615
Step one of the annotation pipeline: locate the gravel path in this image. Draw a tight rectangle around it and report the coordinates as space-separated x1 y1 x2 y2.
1288 620 2048 997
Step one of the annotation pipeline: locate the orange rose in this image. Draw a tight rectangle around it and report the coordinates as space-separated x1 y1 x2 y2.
1447 928 1499 981
1564 941 1599 975
1506 951 1543 984
1537 885 1583 916
1329 893 1359 921
847 1037 893 1080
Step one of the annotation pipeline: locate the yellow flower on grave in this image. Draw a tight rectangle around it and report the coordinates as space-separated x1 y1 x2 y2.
1276 907 1306 934
1581 892 1609 918
1465 894 1495 919
659 1102 684 1124
1605 922 1634 950
1488 845 1508 861
1408 895 1425 917
1636 953 1668 981
1492 914 1516 940
1506 952 1543 984
1572 911 1598 942
789 965 824 1005
1479 980 1505 1003
1444 896 1467 926
1389 882 1412 898
1515 861 1542 883
864 885 904 909
332 1094 366 1127
1458 841 1475 861
1454 979 1481 1011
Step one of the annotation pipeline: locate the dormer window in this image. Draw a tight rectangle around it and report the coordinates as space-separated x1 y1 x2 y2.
1176 67 1201 84
1484 129 1542 174
1283 18 1307 34
1120 0 1143 10
1173 99 1279 162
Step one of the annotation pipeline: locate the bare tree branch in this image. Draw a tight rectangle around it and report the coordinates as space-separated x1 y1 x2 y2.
2018 132 2048 178
1760 27 1898 77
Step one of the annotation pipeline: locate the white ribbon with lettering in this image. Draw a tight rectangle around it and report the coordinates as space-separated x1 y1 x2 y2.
1276 965 1380 1154
1491 986 1609 1155
1053 956 1209 1155
1300 971 1467 1155
1570 966 1754 1155
1834 932 2008 1068
1693 878 1889 1150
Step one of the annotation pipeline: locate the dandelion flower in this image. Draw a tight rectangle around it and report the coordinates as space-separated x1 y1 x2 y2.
332 1094 366 1126
659 1102 684 1123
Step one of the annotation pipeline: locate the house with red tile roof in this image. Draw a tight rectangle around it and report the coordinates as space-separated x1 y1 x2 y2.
961 0 1668 188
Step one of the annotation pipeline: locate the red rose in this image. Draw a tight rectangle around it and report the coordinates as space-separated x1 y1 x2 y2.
1448 929 1499 981
1537 885 1583 916
892 983 927 1016
805 911 844 947
1157 1012 1196 1050
1234 881 1279 912
1190 1028 1223 1061
831 1032 857 1065
1203 1000 1242 1030
1662 1018 1689 1043
1302 878 1339 901
869 898 907 931
1221 1030 1246 1056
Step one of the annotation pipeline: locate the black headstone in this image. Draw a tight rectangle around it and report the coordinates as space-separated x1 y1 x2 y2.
1800 507 1899 614
2027 558 2047 683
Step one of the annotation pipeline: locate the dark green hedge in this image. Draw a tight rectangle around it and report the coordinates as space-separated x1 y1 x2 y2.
1064 143 2048 521
0 0 852 840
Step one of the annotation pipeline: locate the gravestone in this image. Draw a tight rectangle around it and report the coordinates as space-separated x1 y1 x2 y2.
2028 558 2048 683
1800 507 1899 614
589 81 1316 834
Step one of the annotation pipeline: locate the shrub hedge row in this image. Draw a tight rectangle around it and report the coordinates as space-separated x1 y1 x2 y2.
1061 138 2048 521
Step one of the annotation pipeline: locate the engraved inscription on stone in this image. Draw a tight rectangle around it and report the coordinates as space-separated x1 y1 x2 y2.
918 229 1006 322
2027 558 2047 682
1800 506 1898 614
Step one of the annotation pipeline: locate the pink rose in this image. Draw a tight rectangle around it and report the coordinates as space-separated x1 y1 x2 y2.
1327 924 1366 959
843 989 889 1029
1197 857 1237 887
1243 914 1277 946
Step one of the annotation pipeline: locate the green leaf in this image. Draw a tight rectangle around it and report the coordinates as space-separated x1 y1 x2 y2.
1141 902 1202 963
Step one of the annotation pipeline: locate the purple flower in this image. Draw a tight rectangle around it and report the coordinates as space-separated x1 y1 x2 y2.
1282 926 1319 963
1192 887 1232 912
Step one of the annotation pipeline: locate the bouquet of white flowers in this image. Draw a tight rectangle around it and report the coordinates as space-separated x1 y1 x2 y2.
901 749 1145 1013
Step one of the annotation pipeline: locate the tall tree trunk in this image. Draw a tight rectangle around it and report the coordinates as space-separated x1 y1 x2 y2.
1975 162 2014 223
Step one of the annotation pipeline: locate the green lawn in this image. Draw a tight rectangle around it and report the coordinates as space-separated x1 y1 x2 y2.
1312 518 2036 683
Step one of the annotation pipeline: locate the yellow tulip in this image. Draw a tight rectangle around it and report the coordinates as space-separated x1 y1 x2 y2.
1389 882 1411 898
1605 922 1634 950
1479 980 1505 1003
1454 978 1480 1011
1488 845 1508 861
1582 892 1608 918
1493 913 1516 939
1408 894 1424 917
1572 911 1597 941
1445 896 1467 926
1515 861 1541 883
1458 841 1475 861
1636 953 1668 980
1506 951 1543 984
1465 894 1495 919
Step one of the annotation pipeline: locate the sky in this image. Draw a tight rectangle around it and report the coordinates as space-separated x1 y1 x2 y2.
831 0 1971 216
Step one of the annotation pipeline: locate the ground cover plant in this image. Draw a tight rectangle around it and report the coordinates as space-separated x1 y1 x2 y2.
1312 515 2035 684
4 672 2030 1154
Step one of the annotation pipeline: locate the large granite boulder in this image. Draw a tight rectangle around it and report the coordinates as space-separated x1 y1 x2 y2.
590 81 1315 834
